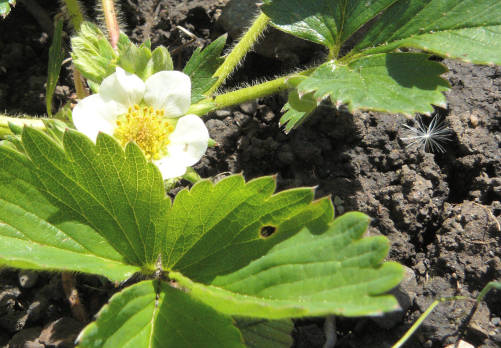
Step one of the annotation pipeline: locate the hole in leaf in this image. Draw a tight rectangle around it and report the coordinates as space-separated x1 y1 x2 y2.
259 225 276 238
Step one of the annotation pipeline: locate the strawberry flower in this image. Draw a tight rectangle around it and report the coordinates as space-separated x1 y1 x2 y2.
72 67 209 179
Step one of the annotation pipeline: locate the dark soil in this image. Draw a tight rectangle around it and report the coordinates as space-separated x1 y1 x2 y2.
0 1 500 347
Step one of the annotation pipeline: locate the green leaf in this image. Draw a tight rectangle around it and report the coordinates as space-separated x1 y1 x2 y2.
298 53 449 115
24 128 170 267
183 34 227 103
279 89 317 133
46 18 65 117
71 22 117 84
0 0 15 18
353 0 501 65
77 280 245 348
235 318 293 348
164 174 334 283
260 0 396 50
279 102 310 134
170 212 403 318
0 136 139 281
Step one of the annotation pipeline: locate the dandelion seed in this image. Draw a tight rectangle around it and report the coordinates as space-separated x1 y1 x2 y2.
400 115 452 153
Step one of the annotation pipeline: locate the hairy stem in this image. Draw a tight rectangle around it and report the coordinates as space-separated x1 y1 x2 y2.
189 76 289 116
62 0 84 30
61 0 86 99
189 68 315 116
205 13 270 95
101 0 120 49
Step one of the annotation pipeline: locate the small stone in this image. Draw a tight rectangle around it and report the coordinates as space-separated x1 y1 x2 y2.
18 270 38 288
0 285 21 309
469 114 479 127
444 340 474 348
415 261 427 275
469 302 490 339
239 101 257 115
491 332 501 343
214 109 231 118
27 299 46 323
262 109 276 123
234 111 251 126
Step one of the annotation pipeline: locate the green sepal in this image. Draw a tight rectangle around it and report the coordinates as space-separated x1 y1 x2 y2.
184 34 227 103
117 43 152 79
143 46 174 79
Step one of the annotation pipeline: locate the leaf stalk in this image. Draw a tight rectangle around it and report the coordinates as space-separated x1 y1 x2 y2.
205 12 270 95
189 75 289 116
101 0 120 49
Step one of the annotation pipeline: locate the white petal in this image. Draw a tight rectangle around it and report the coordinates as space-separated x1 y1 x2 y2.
72 94 121 142
144 71 191 117
167 114 209 166
153 114 208 180
154 157 189 179
99 67 145 109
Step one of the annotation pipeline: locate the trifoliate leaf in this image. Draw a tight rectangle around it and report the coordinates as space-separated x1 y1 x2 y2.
0 0 15 18
183 34 227 103
353 0 501 65
260 0 396 51
262 0 501 128
298 53 449 115
235 318 293 348
0 132 139 281
77 280 245 348
164 174 334 283
170 212 403 318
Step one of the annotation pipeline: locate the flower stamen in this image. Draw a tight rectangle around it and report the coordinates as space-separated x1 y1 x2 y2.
114 103 175 160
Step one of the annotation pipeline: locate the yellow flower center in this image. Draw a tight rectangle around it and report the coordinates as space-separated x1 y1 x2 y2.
114 104 175 160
